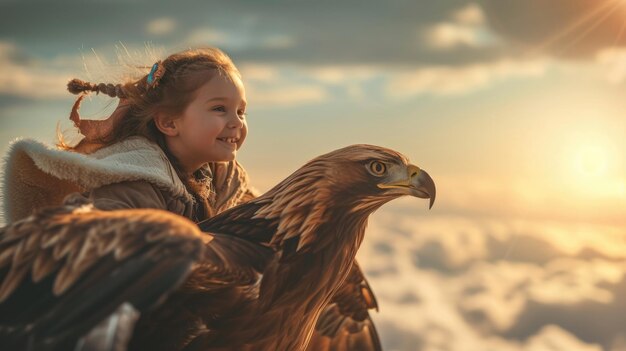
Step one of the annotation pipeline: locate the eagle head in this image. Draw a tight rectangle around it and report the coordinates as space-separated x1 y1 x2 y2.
252 144 436 253
316 144 436 211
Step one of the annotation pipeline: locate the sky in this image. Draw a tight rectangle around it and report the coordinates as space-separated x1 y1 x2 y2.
1 1 625 350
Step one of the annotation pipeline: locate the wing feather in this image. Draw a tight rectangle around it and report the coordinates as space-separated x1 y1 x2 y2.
127 206 277 351
198 199 278 244
0 198 205 350
307 261 382 351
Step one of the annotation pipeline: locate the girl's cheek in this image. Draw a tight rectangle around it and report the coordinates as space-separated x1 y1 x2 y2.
191 126 214 147
237 124 247 149
199 119 219 135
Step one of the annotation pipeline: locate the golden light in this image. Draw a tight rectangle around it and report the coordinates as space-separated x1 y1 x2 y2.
562 137 624 201
574 144 609 177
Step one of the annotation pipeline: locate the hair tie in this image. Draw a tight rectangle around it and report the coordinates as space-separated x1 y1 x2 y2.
146 60 165 88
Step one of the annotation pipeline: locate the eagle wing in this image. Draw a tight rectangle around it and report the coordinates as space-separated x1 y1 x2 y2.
0 197 205 351
307 261 382 351
198 199 382 351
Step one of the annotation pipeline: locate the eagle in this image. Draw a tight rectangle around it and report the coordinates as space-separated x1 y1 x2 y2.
0 144 435 351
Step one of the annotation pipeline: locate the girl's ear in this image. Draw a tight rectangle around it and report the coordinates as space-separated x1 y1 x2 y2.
154 113 179 137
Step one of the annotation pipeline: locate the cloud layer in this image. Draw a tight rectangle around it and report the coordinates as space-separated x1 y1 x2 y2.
357 205 626 351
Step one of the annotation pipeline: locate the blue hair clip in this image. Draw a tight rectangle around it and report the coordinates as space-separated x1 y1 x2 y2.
146 60 164 88
147 63 158 85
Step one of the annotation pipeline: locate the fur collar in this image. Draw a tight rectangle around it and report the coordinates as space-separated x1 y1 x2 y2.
0 136 194 224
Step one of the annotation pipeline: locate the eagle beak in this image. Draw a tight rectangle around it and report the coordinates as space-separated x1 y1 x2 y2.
377 164 436 209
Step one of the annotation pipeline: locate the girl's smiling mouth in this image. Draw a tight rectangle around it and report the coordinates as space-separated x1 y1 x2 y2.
217 136 239 147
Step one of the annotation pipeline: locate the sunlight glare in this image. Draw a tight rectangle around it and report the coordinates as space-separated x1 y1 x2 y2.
574 144 609 177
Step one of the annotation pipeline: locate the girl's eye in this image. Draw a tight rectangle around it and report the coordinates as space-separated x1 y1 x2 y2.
368 161 387 176
212 106 226 112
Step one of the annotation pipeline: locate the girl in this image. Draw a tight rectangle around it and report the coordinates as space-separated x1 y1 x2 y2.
1 47 259 224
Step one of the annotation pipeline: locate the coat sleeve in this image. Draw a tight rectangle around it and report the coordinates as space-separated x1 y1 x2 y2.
82 180 169 211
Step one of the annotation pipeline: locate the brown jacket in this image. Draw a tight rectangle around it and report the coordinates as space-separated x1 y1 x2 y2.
1 136 259 225
85 165 258 222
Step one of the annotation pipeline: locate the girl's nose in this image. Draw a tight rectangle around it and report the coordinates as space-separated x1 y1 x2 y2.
228 112 244 129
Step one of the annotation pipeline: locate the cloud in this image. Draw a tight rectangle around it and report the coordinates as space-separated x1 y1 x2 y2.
595 47 626 84
455 259 625 334
246 84 328 108
239 57 550 105
424 3 500 50
505 275 626 350
482 0 626 58
425 22 487 50
239 63 280 81
453 3 486 26
382 172 626 228
185 27 232 47
238 63 380 107
0 40 171 104
237 63 330 107
260 34 295 49
304 65 378 85
530 259 624 304
355 204 626 350
0 42 73 100
525 325 603 351
158 2 509 67
185 26 295 51
384 57 547 98
8 0 612 69
146 17 177 36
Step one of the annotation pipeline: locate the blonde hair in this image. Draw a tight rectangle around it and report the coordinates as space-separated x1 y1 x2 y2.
60 47 244 218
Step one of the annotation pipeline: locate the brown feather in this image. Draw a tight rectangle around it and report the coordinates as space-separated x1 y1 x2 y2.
0 200 205 301
0 244 15 268
32 248 58 283
307 262 382 350
53 261 78 295
0 263 29 302
72 230 97 270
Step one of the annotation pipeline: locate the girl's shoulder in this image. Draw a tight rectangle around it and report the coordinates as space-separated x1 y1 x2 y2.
82 179 194 218
1 136 193 223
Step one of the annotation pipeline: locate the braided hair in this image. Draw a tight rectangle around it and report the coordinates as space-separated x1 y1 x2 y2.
66 79 129 98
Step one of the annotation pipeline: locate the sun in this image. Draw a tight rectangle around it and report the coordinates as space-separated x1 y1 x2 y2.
559 137 625 202
574 144 609 177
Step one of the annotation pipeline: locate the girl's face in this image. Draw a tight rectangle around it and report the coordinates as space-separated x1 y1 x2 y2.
169 72 248 170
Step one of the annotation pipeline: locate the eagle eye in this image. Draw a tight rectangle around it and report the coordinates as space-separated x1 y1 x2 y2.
368 161 387 176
